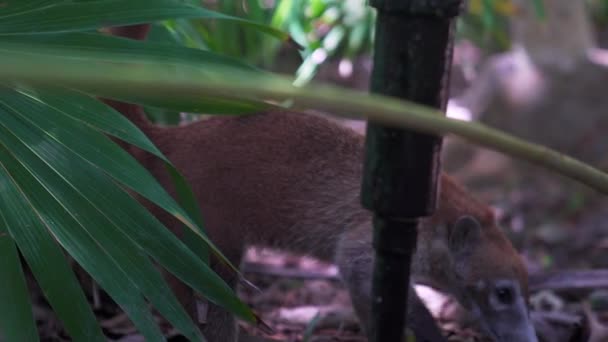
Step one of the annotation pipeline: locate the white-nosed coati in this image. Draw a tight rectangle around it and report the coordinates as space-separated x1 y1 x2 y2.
106 25 538 342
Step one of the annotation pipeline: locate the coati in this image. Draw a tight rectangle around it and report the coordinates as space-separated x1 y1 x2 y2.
106 25 538 342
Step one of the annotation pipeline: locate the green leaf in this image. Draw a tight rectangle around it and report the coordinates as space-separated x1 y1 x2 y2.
15 87 167 160
0 222 39 342
0 32 273 113
216 1 241 56
165 165 210 264
0 173 106 342
0 166 106 341
346 18 368 57
1 32 259 71
1 88 175 208
0 88 255 323
322 25 346 52
0 110 180 341
17 88 210 266
150 19 210 50
0 1 57 16
14 85 235 276
0 0 287 40
6 86 242 269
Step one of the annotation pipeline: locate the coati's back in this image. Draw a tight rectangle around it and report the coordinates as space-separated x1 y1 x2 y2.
138 111 367 261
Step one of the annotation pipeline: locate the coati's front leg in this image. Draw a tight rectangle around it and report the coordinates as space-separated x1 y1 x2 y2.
335 222 445 341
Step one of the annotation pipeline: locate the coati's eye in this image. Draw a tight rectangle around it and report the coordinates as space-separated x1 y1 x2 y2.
494 285 514 304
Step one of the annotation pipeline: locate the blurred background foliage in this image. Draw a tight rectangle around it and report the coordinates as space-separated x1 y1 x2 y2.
145 0 577 123
150 0 558 78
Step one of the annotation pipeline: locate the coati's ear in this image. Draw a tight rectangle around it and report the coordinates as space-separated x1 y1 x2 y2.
448 215 482 256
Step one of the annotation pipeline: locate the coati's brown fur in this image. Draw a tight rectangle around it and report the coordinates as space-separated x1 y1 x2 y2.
105 24 536 342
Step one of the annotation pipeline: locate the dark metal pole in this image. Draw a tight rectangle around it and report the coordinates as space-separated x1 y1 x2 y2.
362 1 463 341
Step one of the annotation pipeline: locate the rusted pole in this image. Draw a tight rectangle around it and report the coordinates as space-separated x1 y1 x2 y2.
362 1 463 341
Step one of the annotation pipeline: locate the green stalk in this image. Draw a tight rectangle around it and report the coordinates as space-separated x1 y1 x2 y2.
0 50 606 193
